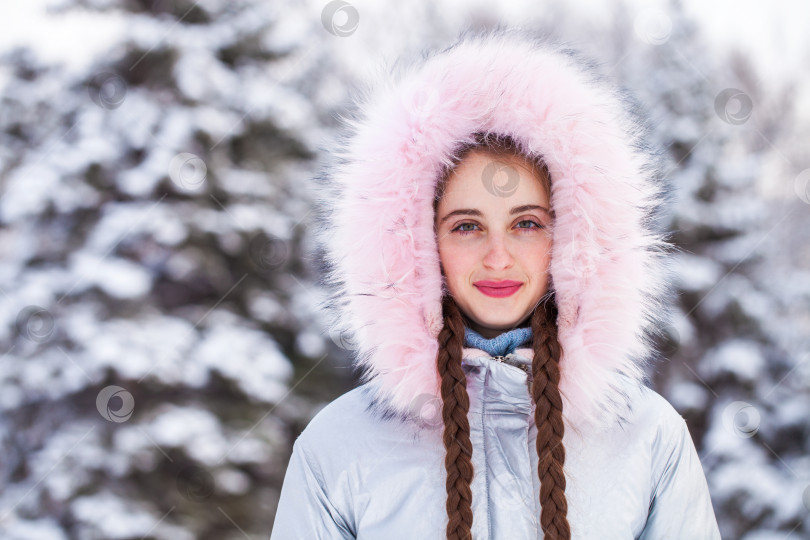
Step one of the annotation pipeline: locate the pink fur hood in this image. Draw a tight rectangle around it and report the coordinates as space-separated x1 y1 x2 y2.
312 28 675 432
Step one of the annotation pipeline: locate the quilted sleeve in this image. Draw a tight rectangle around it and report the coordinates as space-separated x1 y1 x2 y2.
270 438 356 540
637 415 722 540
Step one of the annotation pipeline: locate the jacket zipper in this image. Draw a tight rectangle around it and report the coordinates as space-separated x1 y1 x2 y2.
491 354 530 373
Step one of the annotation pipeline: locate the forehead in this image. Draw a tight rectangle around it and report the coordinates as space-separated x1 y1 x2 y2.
451 148 537 175
440 149 548 201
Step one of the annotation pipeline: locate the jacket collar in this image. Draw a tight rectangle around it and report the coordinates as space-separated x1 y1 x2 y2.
317 28 673 432
462 349 535 417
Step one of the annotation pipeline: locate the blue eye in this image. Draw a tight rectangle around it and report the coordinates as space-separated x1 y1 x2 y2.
451 220 544 236
516 220 543 230
452 223 479 236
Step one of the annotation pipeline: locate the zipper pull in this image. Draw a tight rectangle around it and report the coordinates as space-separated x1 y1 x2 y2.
496 353 532 377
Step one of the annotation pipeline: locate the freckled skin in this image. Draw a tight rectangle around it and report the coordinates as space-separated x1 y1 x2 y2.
435 150 553 339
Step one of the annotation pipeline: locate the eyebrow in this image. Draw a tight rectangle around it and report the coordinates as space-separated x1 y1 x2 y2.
438 205 551 224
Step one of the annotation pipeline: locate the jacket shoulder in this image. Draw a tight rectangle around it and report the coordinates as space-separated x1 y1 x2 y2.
629 385 699 482
587 384 692 471
634 385 687 427
294 383 419 473
297 384 379 445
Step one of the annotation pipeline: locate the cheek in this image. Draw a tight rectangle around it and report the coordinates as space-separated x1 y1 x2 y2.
438 243 476 282
517 239 553 273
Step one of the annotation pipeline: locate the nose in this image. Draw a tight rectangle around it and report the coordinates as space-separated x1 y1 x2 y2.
482 232 514 271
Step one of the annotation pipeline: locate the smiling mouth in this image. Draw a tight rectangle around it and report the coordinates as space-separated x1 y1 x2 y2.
473 282 523 298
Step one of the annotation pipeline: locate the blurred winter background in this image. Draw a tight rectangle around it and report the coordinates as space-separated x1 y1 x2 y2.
0 0 808 538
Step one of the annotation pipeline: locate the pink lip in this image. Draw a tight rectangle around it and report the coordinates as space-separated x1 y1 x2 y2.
473 280 523 298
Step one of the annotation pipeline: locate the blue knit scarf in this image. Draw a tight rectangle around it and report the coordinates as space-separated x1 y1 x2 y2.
463 325 532 357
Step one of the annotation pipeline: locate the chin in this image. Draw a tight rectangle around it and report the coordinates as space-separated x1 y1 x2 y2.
471 312 527 330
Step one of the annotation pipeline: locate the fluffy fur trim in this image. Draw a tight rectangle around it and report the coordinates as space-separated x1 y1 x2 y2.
312 27 675 432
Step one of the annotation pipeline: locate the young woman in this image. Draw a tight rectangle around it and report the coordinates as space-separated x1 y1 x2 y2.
270 28 722 539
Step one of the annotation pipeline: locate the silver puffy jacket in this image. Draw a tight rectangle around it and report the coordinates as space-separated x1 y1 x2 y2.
270 349 721 539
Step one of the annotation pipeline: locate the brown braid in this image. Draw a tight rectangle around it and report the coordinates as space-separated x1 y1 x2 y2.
436 295 570 539
531 295 570 539
437 295 474 540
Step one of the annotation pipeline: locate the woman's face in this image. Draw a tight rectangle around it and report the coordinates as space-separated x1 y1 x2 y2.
435 149 553 339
